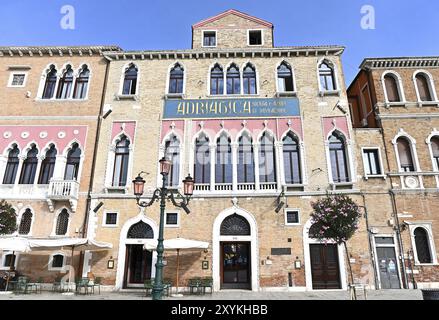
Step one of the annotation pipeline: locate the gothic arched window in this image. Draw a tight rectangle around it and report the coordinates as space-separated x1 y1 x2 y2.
73 65 90 99
215 134 232 184
226 64 241 95
319 61 336 91
194 134 210 184
277 62 294 92
64 143 81 180
57 65 74 99
3 145 19 184
55 209 69 235
237 133 255 183
169 63 184 94
329 132 349 183
210 64 224 95
42 65 57 99
122 63 138 95
283 133 301 184
243 63 257 95
18 209 33 235
39 145 57 184
112 136 130 187
165 135 180 187
259 132 276 183
19 145 38 184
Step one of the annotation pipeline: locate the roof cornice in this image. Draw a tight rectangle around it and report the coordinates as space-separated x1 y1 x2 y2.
0 46 122 57
360 57 439 70
103 46 345 61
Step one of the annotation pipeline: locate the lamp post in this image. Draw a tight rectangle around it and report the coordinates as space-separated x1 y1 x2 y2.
132 157 194 300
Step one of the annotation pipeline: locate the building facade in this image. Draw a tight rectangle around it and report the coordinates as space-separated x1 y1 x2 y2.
85 10 376 292
348 57 439 289
0 46 119 279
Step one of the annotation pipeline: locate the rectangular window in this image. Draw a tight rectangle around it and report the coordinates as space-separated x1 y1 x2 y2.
3 254 16 268
165 212 179 227
9 73 26 87
375 237 394 245
203 31 216 47
52 255 64 268
248 30 262 46
362 148 382 176
285 209 300 225
104 212 118 226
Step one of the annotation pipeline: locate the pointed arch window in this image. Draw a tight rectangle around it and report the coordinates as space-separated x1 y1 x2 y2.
210 64 224 95
169 63 184 94
277 62 294 92
64 143 81 180
164 135 180 187
415 73 433 102
283 133 302 184
19 145 38 185
55 209 69 235
122 64 138 95
57 65 74 99
431 137 439 170
319 61 336 91
238 133 255 183
243 63 257 95
396 137 415 172
18 208 33 235
194 134 210 184
38 145 57 184
3 145 20 184
329 132 349 183
112 135 130 187
414 227 432 263
259 132 276 183
216 134 232 184
384 74 402 102
42 65 57 99
226 64 241 95
73 65 90 99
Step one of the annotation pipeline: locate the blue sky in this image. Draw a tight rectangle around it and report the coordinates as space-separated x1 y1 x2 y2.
1 0 438 84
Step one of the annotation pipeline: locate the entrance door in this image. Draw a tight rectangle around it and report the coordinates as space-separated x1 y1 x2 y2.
221 242 251 289
124 244 152 288
310 244 341 289
376 247 401 289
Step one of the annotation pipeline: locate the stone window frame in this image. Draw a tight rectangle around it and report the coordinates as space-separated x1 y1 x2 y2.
117 62 140 99
164 211 180 228
381 70 407 106
201 30 217 48
221 61 260 97
412 69 438 104
36 62 92 101
165 61 186 98
0 251 19 270
407 222 438 266
50 207 72 237
317 58 340 96
7 71 28 88
48 252 67 271
247 29 264 47
279 128 307 187
274 60 297 96
284 208 301 226
361 146 386 179
16 206 35 237
158 130 184 189
391 129 422 173
102 211 119 228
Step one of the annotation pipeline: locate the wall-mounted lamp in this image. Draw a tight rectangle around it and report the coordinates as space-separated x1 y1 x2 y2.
275 201 285 213
93 201 104 213
107 257 114 269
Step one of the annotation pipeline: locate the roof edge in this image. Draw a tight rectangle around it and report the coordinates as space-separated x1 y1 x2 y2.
192 9 273 29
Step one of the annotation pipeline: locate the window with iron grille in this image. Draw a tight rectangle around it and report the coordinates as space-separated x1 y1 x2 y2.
220 214 250 235
285 210 299 225
18 209 33 235
52 254 64 268
105 212 118 226
10 73 26 86
127 221 154 239
165 213 178 226
55 209 69 235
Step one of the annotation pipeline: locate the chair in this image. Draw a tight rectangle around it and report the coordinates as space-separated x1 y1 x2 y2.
91 277 102 295
163 278 172 297
144 278 154 296
188 278 202 295
52 276 62 292
27 277 43 294
76 278 90 295
201 277 213 295
14 276 33 294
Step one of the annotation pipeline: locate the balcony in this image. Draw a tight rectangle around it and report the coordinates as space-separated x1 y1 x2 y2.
47 179 79 212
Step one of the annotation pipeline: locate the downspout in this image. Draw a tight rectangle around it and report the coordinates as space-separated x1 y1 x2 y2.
78 54 111 275
360 192 379 290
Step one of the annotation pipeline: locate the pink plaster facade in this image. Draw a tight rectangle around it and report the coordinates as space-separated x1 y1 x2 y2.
322 116 350 140
111 121 136 143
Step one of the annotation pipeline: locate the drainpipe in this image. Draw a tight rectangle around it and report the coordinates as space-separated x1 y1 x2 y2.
360 192 379 290
79 54 111 274
389 190 409 289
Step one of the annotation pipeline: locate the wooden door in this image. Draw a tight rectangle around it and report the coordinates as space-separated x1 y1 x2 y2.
310 244 341 289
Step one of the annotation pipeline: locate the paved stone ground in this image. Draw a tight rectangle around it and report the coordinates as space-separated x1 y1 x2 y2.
0 289 423 300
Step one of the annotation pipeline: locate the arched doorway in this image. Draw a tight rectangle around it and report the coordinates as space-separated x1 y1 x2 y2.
213 207 259 292
303 219 347 290
115 215 158 290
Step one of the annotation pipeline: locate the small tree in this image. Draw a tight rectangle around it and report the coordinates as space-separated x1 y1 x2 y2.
309 194 362 292
0 200 17 235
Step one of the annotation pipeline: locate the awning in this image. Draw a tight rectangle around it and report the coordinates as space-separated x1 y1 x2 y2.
0 237 31 253
143 238 209 251
29 238 113 251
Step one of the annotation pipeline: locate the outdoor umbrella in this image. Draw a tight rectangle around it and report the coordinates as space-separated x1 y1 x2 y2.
0 237 32 291
144 238 209 296
28 238 113 293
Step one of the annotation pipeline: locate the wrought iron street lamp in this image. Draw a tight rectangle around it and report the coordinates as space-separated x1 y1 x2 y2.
132 157 193 300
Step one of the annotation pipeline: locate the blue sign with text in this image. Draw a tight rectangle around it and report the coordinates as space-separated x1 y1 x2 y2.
163 97 300 119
